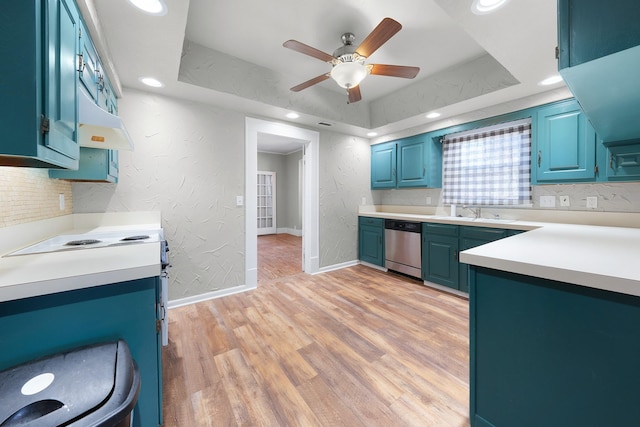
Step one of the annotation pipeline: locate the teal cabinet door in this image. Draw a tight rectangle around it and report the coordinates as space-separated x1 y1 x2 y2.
358 217 385 266
534 99 596 183
601 143 640 181
0 0 80 168
459 226 508 293
44 0 80 162
49 147 119 182
557 0 640 69
422 223 459 289
371 142 396 189
397 136 428 187
79 21 100 102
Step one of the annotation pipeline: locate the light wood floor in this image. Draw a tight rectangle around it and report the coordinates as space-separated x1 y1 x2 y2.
162 234 470 426
258 234 302 283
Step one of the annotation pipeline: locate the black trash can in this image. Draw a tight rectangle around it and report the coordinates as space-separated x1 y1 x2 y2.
0 340 140 427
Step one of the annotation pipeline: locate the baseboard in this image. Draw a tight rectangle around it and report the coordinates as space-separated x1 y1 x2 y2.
359 261 387 272
315 259 360 274
276 228 302 237
168 284 257 309
423 280 469 299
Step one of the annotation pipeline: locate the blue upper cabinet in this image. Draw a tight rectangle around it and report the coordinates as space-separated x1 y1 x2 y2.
397 135 429 188
371 141 397 189
49 147 119 182
78 20 100 102
534 99 597 183
558 0 640 143
0 0 80 169
371 133 442 189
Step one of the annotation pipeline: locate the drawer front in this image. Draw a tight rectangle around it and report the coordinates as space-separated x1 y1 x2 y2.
461 226 508 240
358 216 384 228
423 223 459 237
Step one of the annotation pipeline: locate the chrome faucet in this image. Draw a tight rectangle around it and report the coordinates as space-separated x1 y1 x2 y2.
462 205 481 219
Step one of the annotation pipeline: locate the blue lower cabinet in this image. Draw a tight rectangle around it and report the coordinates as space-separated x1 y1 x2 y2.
358 217 385 266
0 278 163 427
422 223 459 289
49 147 118 182
470 267 640 427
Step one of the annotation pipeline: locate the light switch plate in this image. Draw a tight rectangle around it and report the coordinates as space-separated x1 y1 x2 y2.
236 195 244 207
539 195 556 208
586 196 598 209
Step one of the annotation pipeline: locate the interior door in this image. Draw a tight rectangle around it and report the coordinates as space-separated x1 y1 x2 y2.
257 171 276 235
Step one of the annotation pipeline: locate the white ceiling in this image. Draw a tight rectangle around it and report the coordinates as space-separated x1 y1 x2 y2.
84 0 565 153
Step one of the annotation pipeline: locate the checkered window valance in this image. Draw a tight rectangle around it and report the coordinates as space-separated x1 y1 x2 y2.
442 119 532 206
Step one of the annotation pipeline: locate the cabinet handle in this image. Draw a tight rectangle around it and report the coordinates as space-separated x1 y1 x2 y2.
423 164 426 176
454 250 458 261
537 150 542 167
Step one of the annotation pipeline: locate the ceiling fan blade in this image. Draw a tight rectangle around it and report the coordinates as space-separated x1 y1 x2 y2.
348 86 362 103
356 18 402 58
283 40 336 63
290 74 330 92
370 64 420 79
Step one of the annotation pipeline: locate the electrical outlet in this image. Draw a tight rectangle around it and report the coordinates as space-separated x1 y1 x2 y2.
236 195 244 207
586 196 598 209
559 195 570 207
361 197 366 205
426 197 432 205
539 195 556 208
59 194 65 211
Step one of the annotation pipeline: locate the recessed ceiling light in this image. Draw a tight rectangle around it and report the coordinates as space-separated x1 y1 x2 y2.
139 77 164 88
539 75 564 86
286 112 300 119
426 112 441 119
128 0 167 16
471 0 510 15
367 132 378 137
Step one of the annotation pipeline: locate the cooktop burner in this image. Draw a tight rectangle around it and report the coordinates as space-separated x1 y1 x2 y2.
65 239 102 246
120 235 150 241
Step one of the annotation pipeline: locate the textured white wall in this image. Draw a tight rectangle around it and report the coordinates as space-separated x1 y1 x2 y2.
73 89 373 299
73 89 246 300
319 131 374 267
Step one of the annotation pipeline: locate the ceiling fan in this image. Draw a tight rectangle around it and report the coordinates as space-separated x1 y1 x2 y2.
283 18 420 103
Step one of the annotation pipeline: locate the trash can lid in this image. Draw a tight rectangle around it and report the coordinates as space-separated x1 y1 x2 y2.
0 340 139 427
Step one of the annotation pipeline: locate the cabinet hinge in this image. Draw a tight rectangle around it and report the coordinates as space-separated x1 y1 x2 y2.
156 319 161 333
77 53 84 73
555 46 559 59
40 115 50 135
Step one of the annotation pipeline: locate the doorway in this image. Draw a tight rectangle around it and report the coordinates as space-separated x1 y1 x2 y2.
245 118 319 288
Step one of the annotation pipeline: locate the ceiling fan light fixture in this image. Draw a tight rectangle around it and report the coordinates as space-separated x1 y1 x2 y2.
330 61 369 89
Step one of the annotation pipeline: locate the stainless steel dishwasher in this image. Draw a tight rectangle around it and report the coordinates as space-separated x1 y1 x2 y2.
384 219 422 279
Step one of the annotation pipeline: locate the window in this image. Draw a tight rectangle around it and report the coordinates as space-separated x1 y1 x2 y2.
442 118 532 206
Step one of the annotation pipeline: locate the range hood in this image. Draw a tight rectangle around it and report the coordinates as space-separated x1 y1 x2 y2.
78 88 134 150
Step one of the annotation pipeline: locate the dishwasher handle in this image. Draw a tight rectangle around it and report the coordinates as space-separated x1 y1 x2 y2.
385 219 421 232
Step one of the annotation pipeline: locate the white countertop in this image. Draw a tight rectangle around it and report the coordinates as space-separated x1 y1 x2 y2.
359 208 640 297
0 212 162 303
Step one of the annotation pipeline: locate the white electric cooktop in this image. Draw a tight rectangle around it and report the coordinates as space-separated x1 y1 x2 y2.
6 229 163 256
